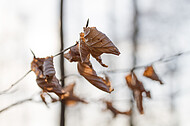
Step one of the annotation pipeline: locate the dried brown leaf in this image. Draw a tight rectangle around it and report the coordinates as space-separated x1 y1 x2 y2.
125 72 151 114
133 90 144 114
31 58 45 78
105 101 131 117
94 56 108 67
83 27 120 58
79 33 92 67
63 83 87 105
64 43 81 62
40 92 49 107
43 56 56 79
36 76 68 100
77 62 113 93
31 57 68 100
143 65 163 84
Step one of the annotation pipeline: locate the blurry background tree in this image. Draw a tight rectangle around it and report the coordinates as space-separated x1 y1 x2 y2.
1 0 190 126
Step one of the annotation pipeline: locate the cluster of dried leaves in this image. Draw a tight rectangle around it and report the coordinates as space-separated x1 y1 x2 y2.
64 27 120 93
31 56 87 106
29 23 163 116
125 65 163 114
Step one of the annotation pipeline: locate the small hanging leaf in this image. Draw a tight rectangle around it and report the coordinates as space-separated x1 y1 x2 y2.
125 72 151 114
64 43 81 62
40 92 49 107
105 101 131 117
143 65 163 84
63 83 87 106
77 62 113 93
31 57 68 100
133 90 143 114
83 27 120 58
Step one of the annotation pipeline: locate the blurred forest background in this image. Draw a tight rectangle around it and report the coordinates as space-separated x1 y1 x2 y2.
1 0 190 126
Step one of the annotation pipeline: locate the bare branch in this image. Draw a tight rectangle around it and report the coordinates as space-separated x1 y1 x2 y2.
99 51 190 74
0 98 33 114
0 70 32 95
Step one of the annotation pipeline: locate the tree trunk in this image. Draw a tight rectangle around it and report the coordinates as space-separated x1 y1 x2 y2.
60 0 65 126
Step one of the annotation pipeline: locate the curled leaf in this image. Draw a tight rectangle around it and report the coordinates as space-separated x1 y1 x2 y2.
83 27 120 58
36 76 68 99
105 101 131 117
79 33 92 67
125 72 151 114
94 56 108 67
77 62 113 93
143 65 163 84
63 83 87 106
43 56 56 79
31 58 45 78
31 57 68 100
64 43 81 62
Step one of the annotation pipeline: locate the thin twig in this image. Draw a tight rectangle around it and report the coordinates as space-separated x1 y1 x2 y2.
86 18 89 28
53 42 78 57
0 98 33 114
100 50 190 74
30 49 36 58
0 70 32 95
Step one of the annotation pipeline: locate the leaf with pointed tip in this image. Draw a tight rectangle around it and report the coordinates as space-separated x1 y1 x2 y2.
40 92 49 107
77 62 113 93
105 101 131 117
83 27 120 57
133 90 144 114
143 65 163 84
94 56 108 67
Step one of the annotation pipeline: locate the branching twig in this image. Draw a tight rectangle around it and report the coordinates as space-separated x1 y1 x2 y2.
53 42 78 57
0 70 32 95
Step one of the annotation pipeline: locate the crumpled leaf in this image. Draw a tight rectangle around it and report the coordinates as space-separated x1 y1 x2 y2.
31 57 68 100
63 83 87 106
43 56 56 80
31 57 45 78
125 72 151 114
79 33 92 67
77 62 113 93
143 65 163 84
79 32 108 67
94 56 108 67
83 27 120 58
105 101 131 117
36 76 68 99
64 43 81 62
